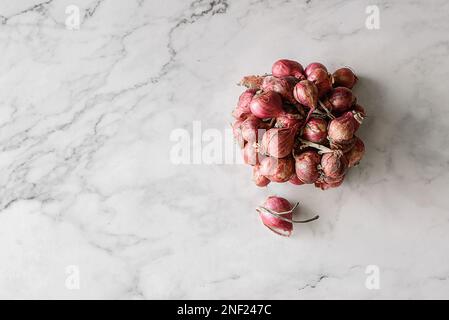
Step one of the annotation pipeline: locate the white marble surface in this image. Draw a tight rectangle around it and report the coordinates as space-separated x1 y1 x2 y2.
0 0 448 299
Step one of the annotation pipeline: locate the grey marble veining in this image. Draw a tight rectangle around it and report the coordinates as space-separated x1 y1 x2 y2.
0 0 448 299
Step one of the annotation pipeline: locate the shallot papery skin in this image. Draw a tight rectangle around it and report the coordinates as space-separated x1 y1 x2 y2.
302 117 328 143
243 143 259 166
332 67 358 89
304 62 327 77
249 91 283 119
252 165 270 187
240 75 264 89
293 80 318 110
289 174 305 185
327 111 356 144
294 150 321 184
240 115 261 143
315 175 345 190
351 105 366 131
232 106 247 120
272 59 305 79
321 152 348 179
275 110 302 128
259 156 295 183
232 89 257 119
307 68 332 98
232 120 245 149
258 196 293 236
345 136 365 167
352 104 366 117
328 87 356 114
260 124 299 158
330 138 356 153
261 76 298 104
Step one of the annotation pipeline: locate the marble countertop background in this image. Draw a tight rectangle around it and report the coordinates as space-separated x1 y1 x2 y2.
0 0 448 299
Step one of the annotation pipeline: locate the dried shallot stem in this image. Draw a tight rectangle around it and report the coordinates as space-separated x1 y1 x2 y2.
298 138 333 154
319 100 335 119
353 111 364 124
256 204 319 223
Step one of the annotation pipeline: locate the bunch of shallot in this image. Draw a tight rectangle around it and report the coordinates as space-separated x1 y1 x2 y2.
232 59 366 190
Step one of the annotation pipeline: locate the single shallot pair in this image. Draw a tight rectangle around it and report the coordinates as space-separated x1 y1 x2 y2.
232 58 367 236
256 196 318 237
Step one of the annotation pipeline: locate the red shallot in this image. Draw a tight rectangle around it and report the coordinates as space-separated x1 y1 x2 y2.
304 62 327 77
240 115 262 143
289 174 305 185
307 68 332 98
243 143 259 166
332 67 358 89
293 80 318 110
328 87 356 114
327 111 357 144
294 150 321 184
345 136 365 167
302 117 328 143
232 88 257 120
250 91 283 119
256 196 319 237
272 59 305 79
259 156 295 183
259 124 299 159
275 110 302 128
261 76 298 105
252 165 270 187
321 151 348 179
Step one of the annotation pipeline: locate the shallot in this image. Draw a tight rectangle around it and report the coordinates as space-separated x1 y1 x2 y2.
332 67 358 89
345 136 365 167
259 156 295 183
327 111 357 144
272 59 305 79
240 115 262 143
243 143 259 166
275 110 302 128
261 76 298 105
232 88 257 119
307 67 332 98
259 124 299 158
302 117 327 143
252 165 270 187
293 80 318 110
293 80 319 124
256 196 319 237
289 174 304 185
294 150 321 184
328 87 356 114
250 91 283 119
304 62 327 77
321 152 348 179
